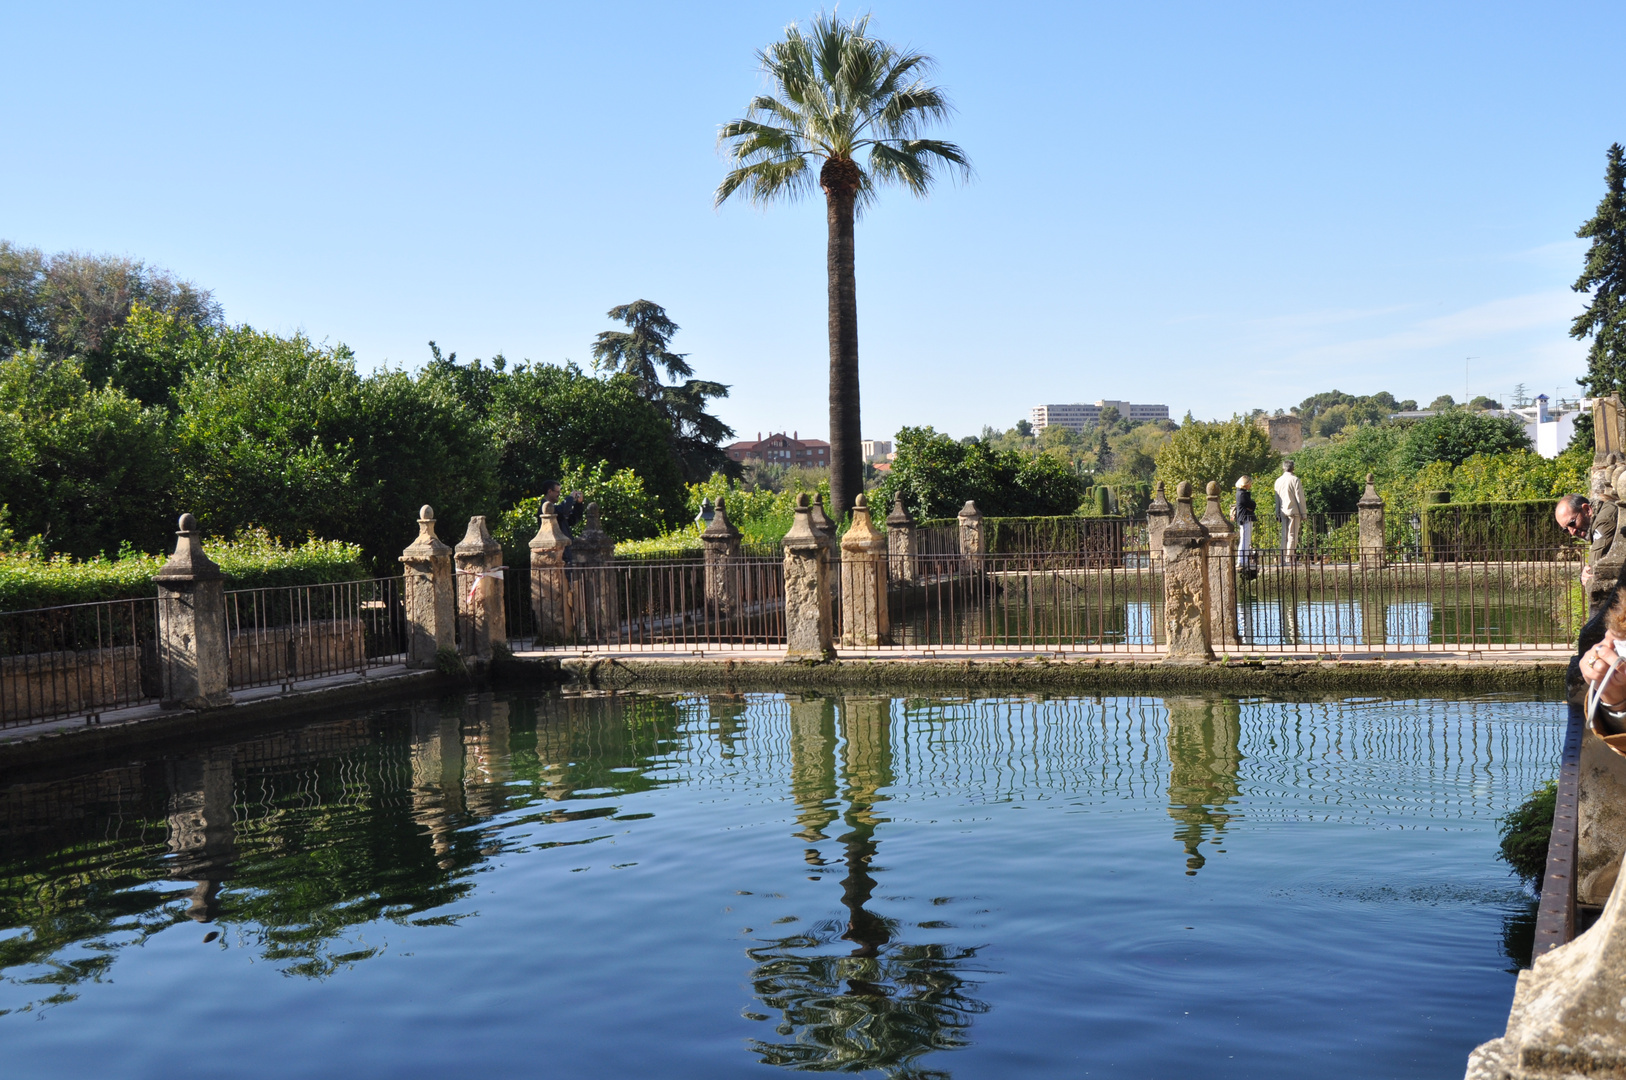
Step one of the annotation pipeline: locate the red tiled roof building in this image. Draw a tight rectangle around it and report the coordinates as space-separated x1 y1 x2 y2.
726 431 831 466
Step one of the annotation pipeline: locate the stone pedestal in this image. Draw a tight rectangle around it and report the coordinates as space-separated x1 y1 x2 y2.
155 514 231 709
958 500 985 572
840 494 890 647
1200 482 1237 649
529 501 572 646
1147 482 1173 562
1160 483 1213 662
809 495 838 633
455 516 506 660
400 505 455 668
885 494 917 584
1466 865 1626 1078
783 495 834 661
572 503 617 641
1358 473 1386 568
702 497 742 617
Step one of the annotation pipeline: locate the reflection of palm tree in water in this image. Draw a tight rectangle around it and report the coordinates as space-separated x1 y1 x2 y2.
748 696 989 1076
1164 698 1242 875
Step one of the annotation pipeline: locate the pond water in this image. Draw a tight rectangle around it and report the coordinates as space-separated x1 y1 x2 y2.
0 690 1559 1078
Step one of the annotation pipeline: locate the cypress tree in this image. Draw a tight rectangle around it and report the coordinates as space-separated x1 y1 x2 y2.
1575 144 1626 397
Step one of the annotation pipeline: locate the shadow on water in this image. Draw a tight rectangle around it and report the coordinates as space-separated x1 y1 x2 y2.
744 696 990 1077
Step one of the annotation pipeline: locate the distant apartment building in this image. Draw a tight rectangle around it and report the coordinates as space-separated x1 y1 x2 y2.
725 431 830 466
862 439 893 461
1029 400 1170 433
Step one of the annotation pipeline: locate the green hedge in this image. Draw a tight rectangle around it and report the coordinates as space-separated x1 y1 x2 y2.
0 529 368 611
1418 498 1571 560
917 515 1129 554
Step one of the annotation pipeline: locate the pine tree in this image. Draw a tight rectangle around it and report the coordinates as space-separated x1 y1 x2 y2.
1575 144 1626 397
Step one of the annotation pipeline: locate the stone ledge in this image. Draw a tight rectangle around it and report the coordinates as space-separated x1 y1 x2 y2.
517 654 1567 695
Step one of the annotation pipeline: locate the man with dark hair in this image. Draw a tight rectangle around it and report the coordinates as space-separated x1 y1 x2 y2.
1557 493 1614 588
545 480 585 535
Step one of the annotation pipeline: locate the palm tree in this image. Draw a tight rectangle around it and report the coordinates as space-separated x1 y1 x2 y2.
715 14 969 519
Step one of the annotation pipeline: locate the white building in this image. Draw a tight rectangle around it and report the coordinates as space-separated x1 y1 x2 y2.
861 438 893 461
1030 400 1170 433
1505 396 1580 458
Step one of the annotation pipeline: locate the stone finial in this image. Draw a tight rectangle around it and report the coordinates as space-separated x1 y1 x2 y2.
958 500 982 521
456 515 501 557
783 493 822 550
702 496 741 539
574 502 614 564
402 505 452 560
530 500 571 552
154 513 223 582
1199 481 1230 536
1148 481 1172 513
842 492 885 553
808 493 835 535
885 493 914 528
1165 481 1207 538
1358 472 1384 509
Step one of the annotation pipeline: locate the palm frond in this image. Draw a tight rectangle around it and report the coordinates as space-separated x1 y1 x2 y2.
714 157 816 208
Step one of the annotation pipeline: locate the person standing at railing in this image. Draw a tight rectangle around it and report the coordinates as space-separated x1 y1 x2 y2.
1273 461 1308 564
1556 494 1614 590
544 480 585 536
1232 476 1257 579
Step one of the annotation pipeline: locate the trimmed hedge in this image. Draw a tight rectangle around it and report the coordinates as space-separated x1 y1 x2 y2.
917 515 1129 555
0 529 368 611
1418 498 1571 560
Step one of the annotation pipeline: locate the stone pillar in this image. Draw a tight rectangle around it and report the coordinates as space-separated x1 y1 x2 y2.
399 505 455 668
840 493 890 647
783 494 834 661
809 494 837 553
572 503 617 641
885 494 917 584
455 516 506 660
702 496 742 617
958 500 985 572
809 494 838 633
1466 864 1626 1078
529 501 572 645
1160 482 1213 662
1200 482 1238 649
155 513 231 709
1146 481 1173 562
1357 473 1386 568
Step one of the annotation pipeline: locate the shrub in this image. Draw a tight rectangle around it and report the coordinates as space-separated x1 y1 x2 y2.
1398 410 1532 471
0 528 367 611
1499 780 1557 887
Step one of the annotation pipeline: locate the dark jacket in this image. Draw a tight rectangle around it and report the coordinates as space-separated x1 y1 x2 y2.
557 494 585 535
1233 489 1257 525
1594 499 1619 567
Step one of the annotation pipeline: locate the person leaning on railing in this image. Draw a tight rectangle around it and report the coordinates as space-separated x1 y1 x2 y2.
1557 493 1615 590
1578 594 1626 754
544 480 585 536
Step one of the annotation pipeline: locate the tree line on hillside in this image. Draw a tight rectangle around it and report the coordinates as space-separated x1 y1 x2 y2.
0 241 733 570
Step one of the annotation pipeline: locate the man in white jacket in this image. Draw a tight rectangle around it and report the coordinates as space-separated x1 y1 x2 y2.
1273 461 1308 562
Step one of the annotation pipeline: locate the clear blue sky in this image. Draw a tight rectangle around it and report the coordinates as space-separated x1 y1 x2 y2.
4 1 1620 441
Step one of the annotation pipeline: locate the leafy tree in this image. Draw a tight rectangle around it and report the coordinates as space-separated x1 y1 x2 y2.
1575 144 1626 398
1397 410 1531 471
0 241 222 396
716 13 970 519
1428 394 1457 411
495 460 662 555
0 346 174 556
1014 419 1032 437
1154 416 1279 492
876 426 1084 520
1468 395 1502 411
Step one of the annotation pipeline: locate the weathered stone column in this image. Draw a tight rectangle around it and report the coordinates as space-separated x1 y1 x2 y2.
809 494 838 633
1160 483 1213 662
399 505 455 668
1200 482 1238 650
840 493 890 647
1146 481 1173 562
155 513 232 709
455 516 506 660
958 500 985 572
572 503 617 641
529 501 572 645
1357 473 1386 568
783 495 834 661
1466 863 1626 1078
702 496 742 617
885 494 917 584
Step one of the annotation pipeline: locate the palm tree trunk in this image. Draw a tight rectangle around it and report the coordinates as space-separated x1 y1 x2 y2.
823 159 862 521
